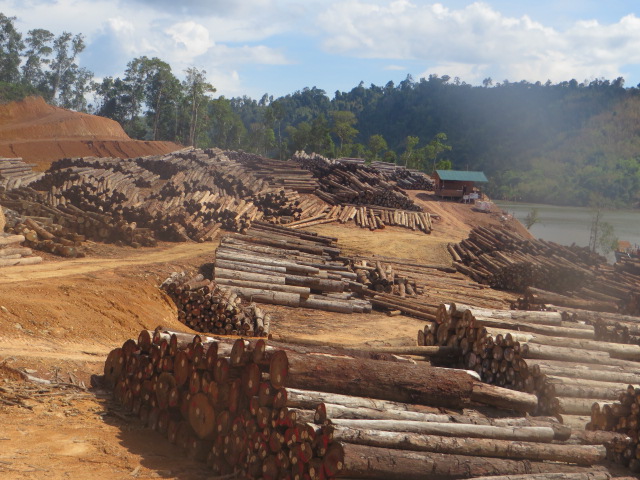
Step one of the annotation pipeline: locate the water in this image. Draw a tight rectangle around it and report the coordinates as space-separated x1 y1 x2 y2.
494 201 640 260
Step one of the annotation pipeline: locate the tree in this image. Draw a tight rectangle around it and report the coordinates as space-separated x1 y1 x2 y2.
588 207 618 254
524 208 539 229
95 76 130 124
47 32 86 105
21 28 54 89
0 14 24 84
265 100 285 158
421 132 452 173
330 110 358 157
58 66 93 112
182 67 215 147
208 97 246 149
366 134 388 163
143 58 181 141
400 135 420 167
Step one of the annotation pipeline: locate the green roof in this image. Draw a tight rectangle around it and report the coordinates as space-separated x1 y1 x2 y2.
435 170 488 182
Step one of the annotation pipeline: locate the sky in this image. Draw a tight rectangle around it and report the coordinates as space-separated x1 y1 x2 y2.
3 0 640 100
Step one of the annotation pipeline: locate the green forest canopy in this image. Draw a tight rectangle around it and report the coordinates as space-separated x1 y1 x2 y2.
1 13 640 208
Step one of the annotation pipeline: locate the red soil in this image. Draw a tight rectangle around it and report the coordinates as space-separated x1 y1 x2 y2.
0 96 182 170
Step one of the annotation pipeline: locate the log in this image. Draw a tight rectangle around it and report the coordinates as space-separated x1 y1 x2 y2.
269 350 475 408
470 381 538 413
328 419 557 442
0 234 25 246
325 443 606 480
270 350 534 411
331 426 606 464
0 256 43 267
470 474 613 480
284 388 442 414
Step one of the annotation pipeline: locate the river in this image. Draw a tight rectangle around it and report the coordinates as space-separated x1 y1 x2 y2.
494 201 640 260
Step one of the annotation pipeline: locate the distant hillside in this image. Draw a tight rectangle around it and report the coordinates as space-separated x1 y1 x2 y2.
0 97 182 170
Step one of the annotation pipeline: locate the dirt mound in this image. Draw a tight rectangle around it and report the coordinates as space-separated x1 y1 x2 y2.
0 96 182 170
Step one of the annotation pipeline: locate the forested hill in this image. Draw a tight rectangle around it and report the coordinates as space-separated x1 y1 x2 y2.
326 76 640 207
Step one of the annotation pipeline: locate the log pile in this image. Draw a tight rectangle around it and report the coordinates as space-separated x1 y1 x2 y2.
0 148 327 249
452 227 640 315
213 223 372 314
0 232 43 267
419 303 640 420
103 327 625 479
589 385 640 471
161 273 271 337
0 187 156 250
283 204 433 234
224 151 319 193
292 151 422 211
0 157 44 190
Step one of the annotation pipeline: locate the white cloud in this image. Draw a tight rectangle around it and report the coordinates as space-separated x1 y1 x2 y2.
165 21 212 58
385 65 406 70
316 1 640 84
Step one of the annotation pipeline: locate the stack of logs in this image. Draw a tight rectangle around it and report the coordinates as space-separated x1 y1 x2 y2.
589 384 640 471
161 273 271 337
225 151 319 193
0 232 43 267
369 161 435 190
1 187 155 252
283 204 433 234
0 157 44 190
213 222 371 314
419 303 640 423
0 148 324 250
103 327 627 479
293 152 422 211
451 226 640 315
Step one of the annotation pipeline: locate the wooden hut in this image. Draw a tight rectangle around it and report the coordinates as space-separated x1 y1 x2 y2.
434 170 488 200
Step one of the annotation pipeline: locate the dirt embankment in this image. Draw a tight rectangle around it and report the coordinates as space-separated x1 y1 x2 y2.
0 96 182 170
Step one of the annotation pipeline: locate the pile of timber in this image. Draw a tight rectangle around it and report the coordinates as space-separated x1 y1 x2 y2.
419 303 640 421
103 327 631 479
292 151 422 211
4 212 86 258
351 254 516 317
352 259 420 297
283 204 434 234
616 256 640 277
0 148 328 249
212 223 371 314
452 227 640 315
356 160 435 190
350 205 432 233
161 273 270 337
0 232 43 267
1 187 156 249
589 385 640 471
555 308 640 346
225 151 319 193
0 157 44 190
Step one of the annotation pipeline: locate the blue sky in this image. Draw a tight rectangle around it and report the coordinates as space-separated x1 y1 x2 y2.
3 0 640 100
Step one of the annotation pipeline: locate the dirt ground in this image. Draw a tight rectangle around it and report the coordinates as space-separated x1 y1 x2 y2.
0 195 522 479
